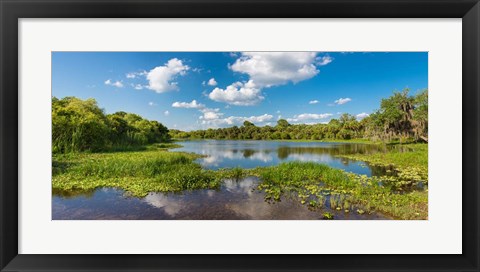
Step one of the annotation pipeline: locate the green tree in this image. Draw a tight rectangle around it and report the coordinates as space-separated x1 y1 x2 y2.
53 97 170 153
165 88 427 144
243 120 255 127
276 119 290 128
412 89 428 141
52 97 109 153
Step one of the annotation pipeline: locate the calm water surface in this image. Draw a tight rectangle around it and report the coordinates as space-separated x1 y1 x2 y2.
53 140 393 220
175 140 391 176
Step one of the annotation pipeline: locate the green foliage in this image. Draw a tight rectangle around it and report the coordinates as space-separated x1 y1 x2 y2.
276 119 290 128
337 144 428 189
243 120 255 127
322 212 334 220
52 97 170 153
52 96 110 153
169 89 428 145
363 89 428 142
253 157 428 220
52 145 222 197
53 142 428 219
413 89 428 140
52 90 429 220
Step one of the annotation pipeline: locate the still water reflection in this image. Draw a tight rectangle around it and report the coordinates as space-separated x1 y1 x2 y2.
175 140 391 176
53 178 388 220
53 140 394 220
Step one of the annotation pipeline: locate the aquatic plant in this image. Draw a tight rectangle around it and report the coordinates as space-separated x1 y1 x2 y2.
336 143 428 189
53 145 221 197
253 160 427 220
322 212 334 220
53 143 428 220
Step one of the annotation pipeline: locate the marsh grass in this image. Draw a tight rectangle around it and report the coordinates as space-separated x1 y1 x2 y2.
217 167 248 181
52 145 225 197
151 143 183 149
252 161 427 219
336 143 428 190
53 143 428 219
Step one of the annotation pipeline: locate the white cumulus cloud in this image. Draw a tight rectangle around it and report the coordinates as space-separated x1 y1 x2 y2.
230 52 320 88
131 84 144 90
243 114 274 123
316 55 333 66
208 52 333 107
104 79 123 88
164 110 170 116
356 112 370 120
146 58 189 93
202 114 273 127
334 97 352 105
198 108 222 120
126 71 147 79
202 110 222 120
309 100 319 104
207 78 217 86
208 80 264 106
287 113 333 122
172 100 205 109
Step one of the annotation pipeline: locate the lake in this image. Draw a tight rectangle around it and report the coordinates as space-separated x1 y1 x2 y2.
52 140 394 220
175 140 392 175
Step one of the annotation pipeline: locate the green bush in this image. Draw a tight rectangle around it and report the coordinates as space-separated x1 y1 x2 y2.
52 97 170 153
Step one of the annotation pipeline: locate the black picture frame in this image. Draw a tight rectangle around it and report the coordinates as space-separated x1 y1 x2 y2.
1 0 479 271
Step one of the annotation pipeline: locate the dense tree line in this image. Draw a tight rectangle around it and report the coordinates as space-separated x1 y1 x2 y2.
170 89 428 142
52 97 170 153
52 88 427 153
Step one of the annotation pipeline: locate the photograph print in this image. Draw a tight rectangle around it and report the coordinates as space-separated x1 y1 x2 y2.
52 52 428 220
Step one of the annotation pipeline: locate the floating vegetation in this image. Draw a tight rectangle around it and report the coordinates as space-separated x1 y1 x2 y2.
322 212 334 220
336 143 428 190
53 143 428 220
252 160 427 220
53 145 224 197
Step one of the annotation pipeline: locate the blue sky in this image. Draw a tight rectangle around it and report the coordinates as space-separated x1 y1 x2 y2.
52 52 427 131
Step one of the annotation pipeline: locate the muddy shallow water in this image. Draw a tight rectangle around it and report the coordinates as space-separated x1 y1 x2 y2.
53 140 394 220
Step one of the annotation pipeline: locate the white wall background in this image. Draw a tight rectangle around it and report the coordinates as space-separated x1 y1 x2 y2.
19 19 462 254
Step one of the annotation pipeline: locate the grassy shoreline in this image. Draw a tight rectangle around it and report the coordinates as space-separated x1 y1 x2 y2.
252 162 427 220
336 143 428 188
53 142 428 220
53 143 247 197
